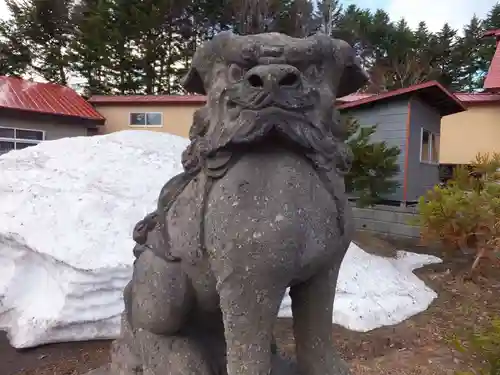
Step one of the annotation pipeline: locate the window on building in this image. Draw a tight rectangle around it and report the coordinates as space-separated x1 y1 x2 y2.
0 127 45 155
420 128 439 164
129 112 163 127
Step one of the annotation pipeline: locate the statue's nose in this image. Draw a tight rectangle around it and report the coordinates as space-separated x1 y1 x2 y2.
244 65 301 90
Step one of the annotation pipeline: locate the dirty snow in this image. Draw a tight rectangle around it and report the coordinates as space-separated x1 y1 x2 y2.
0 130 441 348
279 246 441 331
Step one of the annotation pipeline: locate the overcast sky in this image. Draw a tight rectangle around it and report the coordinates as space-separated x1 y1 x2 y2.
0 0 497 33
352 0 497 32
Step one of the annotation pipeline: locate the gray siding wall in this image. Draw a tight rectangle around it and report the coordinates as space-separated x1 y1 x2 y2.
0 116 87 140
406 97 441 201
342 98 409 201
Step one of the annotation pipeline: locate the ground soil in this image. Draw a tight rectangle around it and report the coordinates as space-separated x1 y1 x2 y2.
3 232 499 375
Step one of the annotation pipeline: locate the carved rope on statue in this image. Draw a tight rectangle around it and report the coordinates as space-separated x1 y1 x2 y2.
98 30 370 375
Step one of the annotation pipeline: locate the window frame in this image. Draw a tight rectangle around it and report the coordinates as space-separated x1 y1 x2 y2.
419 127 440 165
128 112 163 128
0 126 45 155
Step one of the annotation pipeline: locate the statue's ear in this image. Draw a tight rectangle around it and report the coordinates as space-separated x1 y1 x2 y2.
335 40 370 98
182 31 234 95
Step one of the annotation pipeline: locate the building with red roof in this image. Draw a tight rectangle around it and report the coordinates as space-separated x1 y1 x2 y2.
87 29 500 202
334 81 465 203
482 29 500 91
88 94 206 139
439 29 500 165
336 30 500 168
0 76 104 155
90 81 465 204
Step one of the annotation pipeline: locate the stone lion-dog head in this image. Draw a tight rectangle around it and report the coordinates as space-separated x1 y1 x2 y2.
182 31 369 173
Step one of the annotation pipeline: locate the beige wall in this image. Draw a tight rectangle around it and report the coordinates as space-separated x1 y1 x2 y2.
95 104 201 139
95 101 500 165
440 104 500 164
0 115 89 140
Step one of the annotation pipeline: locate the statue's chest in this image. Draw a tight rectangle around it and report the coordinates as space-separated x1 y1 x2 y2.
211 150 339 212
208 151 350 280
168 150 350 279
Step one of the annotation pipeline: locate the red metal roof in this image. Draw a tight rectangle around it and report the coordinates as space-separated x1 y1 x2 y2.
336 81 466 116
339 92 500 105
482 29 500 91
482 29 500 38
0 76 104 122
454 92 500 103
88 95 207 105
88 82 500 114
483 41 500 91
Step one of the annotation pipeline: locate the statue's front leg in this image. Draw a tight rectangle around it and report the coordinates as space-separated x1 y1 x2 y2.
208 235 291 375
290 265 351 375
218 270 287 375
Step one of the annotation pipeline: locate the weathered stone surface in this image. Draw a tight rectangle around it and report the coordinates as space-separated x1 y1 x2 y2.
109 31 369 375
109 315 142 375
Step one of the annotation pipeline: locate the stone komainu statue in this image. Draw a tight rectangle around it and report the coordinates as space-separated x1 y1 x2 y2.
110 31 369 375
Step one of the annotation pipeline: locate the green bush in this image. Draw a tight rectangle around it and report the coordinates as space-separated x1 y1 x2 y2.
454 317 500 375
414 153 500 272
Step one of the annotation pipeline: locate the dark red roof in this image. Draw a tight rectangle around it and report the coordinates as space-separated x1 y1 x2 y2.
336 81 466 116
483 40 500 91
455 92 500 103
88 95 207 105
0 76 104 122
90 81 500 114
339 91 500 105
482 29 500 38
91 93 371 106
482 29 500 91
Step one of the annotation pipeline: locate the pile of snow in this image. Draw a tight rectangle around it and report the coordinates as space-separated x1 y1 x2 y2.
0 130 441 349
279 245 441 331
0 131 188 348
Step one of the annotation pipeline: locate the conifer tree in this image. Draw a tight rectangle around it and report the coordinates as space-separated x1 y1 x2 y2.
0 19 31 77
4 0 75 84
343 116 401 207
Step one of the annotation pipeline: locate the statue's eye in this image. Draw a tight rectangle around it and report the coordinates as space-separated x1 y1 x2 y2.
228 64 246 82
